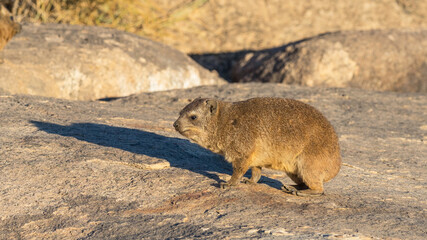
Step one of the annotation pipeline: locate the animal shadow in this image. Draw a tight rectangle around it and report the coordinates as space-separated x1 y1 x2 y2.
30 121 284 189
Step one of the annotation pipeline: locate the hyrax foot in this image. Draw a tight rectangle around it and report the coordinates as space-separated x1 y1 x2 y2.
281 185 297 194
281 184 308 194
243 178 257 185
295 189 324 197
220 181 236 189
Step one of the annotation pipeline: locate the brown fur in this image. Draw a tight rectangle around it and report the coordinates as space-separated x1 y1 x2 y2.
0 5 21 51
174 97 341 196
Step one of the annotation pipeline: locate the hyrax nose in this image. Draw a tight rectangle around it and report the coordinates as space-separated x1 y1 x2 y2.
173 121 179 130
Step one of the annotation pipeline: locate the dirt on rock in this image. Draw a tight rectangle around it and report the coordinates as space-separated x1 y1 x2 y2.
0 83 426 239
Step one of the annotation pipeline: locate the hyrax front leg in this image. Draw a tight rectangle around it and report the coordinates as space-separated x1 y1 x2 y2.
243 166 262 185
220 159 251 189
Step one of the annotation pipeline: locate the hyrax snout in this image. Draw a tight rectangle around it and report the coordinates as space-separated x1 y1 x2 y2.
174 97 341 196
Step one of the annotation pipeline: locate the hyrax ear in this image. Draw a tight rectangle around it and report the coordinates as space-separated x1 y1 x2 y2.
205 99 218 114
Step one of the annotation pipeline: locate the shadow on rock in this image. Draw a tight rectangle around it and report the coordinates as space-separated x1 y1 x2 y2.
30 121 283 189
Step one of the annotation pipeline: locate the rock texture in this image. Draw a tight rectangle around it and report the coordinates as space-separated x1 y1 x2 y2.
231 29 427 93
1 83 426 239
0 24 223 101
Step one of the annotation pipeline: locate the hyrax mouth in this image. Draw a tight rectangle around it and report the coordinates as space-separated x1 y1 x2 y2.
177 129 193 137
173 123 188 134
176 127 200 139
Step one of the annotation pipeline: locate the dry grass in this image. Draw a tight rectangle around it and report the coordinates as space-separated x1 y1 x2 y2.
1 0 207 40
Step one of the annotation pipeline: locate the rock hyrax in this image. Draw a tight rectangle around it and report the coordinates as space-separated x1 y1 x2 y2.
173 97 341 196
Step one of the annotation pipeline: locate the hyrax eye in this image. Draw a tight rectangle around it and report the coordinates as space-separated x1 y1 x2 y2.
190 115 197 120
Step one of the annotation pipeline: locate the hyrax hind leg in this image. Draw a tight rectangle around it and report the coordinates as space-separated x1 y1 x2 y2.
296 179 324 197
282 157 325 197
282 175 324 197
294 157 325 197
281 173 309 194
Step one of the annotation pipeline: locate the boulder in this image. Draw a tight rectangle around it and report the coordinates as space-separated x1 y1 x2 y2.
0 24 223 100
232 29 427 93
1 83 426 239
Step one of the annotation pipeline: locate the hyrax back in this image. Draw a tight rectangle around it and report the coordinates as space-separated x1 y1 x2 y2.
173 97 341 196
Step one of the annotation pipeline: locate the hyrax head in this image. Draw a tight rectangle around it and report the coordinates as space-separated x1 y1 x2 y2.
173 98 218 145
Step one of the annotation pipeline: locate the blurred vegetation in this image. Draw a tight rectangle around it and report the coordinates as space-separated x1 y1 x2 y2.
0 0 207 39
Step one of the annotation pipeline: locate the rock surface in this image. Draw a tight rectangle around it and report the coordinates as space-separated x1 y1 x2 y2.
231 29 427 93
0 24 223 101
1 83 426 239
